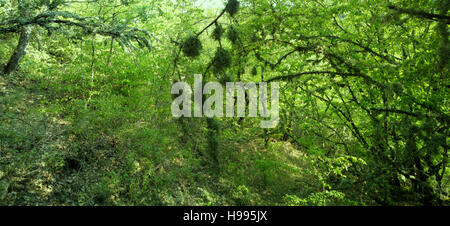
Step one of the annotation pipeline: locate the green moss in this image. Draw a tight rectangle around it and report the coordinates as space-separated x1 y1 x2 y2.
212 47 232 72
225 0 240 17
226 26 239 44
212 23 224 41
182 35 202 58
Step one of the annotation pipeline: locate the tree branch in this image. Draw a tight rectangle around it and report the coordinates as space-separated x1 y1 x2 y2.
388 4 450 23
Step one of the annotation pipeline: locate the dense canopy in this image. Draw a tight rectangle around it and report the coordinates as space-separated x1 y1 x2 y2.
0 0 449 206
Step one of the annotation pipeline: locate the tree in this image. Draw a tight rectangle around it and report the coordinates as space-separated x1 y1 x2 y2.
228 0 449 205
0 0 151 74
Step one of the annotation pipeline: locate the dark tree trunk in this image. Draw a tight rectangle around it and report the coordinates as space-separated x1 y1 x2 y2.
3 25 32 75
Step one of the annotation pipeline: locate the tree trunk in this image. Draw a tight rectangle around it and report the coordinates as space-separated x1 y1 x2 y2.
3 25 32 75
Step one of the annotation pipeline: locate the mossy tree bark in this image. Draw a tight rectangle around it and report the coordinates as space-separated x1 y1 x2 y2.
3 25 32 75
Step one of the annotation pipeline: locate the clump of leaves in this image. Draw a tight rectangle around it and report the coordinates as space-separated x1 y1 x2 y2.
212 23 224 41
225 0 240 17
212 47 232 72
219 73 235 85
232 185 251 205
206 117 221 131
226 26 239 44
182 35 202 58
392 82 403 94
206 117 220 163
251 66 258 76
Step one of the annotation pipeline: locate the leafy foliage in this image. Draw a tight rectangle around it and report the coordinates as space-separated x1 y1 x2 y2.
182 35 202 58
0 0 448 206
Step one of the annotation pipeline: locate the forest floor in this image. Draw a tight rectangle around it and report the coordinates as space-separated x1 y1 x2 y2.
0 73 320 205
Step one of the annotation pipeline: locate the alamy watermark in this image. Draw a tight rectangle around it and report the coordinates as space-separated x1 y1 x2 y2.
171 74 279 128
